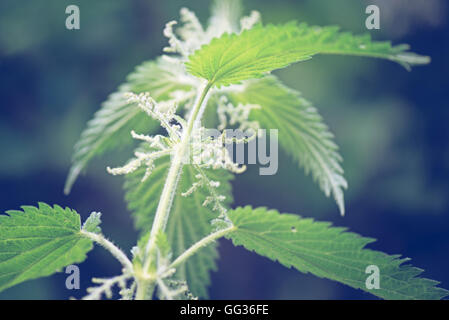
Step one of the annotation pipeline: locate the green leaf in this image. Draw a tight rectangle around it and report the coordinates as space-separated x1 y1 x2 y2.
0 203 94 293
228 76 347 215
186 22 430 88
124 155 234 298
65 57 194 194
82 211 102 234
226 206 449 300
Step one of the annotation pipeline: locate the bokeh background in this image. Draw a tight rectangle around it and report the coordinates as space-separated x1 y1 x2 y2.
0 0 448 299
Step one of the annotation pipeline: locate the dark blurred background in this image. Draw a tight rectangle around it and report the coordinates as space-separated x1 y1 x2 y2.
0 0 448 299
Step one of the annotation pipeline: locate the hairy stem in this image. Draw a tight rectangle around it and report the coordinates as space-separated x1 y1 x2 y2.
81 230 133 272
168 225 235 271
142 82 213 273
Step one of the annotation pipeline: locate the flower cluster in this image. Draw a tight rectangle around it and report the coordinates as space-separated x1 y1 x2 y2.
106 92 180 181
217 95 260 133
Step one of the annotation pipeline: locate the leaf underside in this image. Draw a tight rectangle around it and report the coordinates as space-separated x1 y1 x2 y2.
124 155 234 298
228 76 347 215
186 22 430 88
0 203 93 293
226 206 448 300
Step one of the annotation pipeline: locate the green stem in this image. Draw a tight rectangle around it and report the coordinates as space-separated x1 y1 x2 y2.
135 280 155 300
81 230 133 272
142 82 213 274
168 225 235 272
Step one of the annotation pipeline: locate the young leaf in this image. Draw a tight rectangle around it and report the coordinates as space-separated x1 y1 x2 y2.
155 231 172 260
226 206 448 300
227 76 347 215
65 58 194 194
186 22 430 88
124 155 234 298
82 211 102 234
0 203 95 293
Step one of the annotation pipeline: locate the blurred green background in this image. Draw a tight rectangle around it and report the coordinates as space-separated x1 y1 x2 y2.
0 0 448 299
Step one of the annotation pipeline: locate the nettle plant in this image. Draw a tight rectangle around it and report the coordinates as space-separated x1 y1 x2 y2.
1 1 447 300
